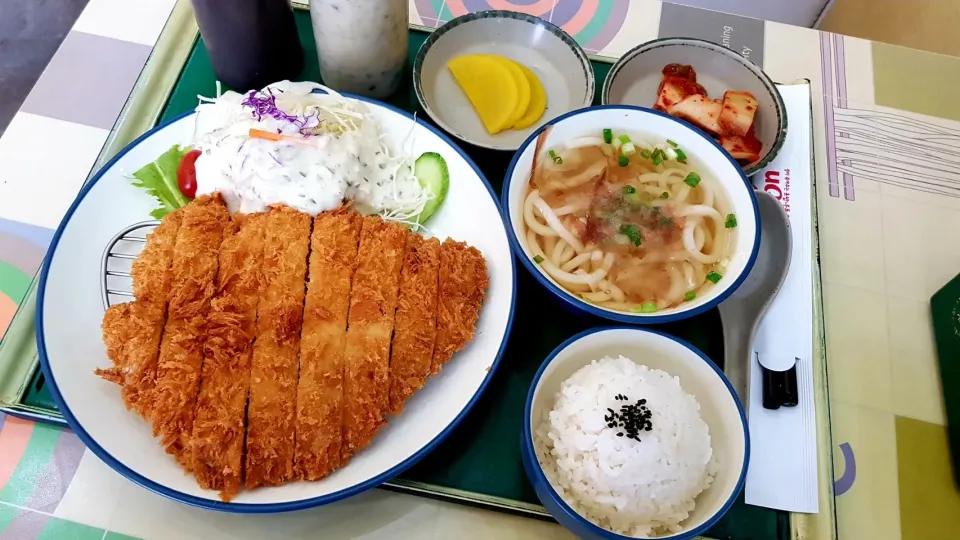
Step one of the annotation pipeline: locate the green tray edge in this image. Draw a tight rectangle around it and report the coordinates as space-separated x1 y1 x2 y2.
0 0 199 415
0 4 838 538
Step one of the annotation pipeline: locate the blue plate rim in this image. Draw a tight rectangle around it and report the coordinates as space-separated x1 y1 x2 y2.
520 325 750 539
500 104 761 324
35 95 518 513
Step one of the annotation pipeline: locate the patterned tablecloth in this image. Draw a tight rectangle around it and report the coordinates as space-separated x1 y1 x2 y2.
1 0 959 538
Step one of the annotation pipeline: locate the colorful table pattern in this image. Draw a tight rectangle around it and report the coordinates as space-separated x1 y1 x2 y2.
2 0 960 538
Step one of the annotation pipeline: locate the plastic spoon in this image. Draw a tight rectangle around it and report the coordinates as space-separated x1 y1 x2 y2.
718 189 792 405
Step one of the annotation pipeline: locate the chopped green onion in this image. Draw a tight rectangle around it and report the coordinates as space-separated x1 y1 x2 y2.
619 224 641 246
684 290 697 301
659 215 674 227
652 150 663 166
675 148 687 162
623 185 636 195
621 142 637 156
667 139 679 148
663 146 678 161
660 192 669 199
640 149 652 160
683 172 701 187
706 271 722 284
549 149 562 165
533 254 544 264
725 213 738 228
602 129 613 144
632 302 658 313
618 155 629 167
618 134 631 144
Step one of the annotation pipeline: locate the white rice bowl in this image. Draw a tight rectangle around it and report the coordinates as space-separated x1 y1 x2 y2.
533 355 716 537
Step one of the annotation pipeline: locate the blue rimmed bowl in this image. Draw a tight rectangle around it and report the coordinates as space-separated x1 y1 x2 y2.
521 327 748 540
502 105 760 324
413 10 594 151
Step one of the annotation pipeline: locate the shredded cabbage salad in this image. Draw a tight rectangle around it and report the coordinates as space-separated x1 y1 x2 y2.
188 81 431 224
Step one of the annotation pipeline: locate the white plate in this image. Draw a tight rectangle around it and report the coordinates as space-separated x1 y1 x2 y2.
37 98 517 512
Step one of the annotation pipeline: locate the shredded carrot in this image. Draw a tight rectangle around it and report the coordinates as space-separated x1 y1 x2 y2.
249 128 284 141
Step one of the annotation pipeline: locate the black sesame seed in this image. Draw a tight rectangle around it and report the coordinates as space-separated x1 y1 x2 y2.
602 396 653 439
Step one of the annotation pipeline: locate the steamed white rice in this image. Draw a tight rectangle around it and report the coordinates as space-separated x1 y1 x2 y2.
534 355 716 538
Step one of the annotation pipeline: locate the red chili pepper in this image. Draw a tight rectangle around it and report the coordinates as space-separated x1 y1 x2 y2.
177 149 202 199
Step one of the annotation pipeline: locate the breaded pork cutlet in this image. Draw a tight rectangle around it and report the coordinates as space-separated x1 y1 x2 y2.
189 213 266 500
432 240 488 375
152 194 229 463
341 217 407 460
97 210 183 415
293 210 362 481
388 234 440 414
245 206 311 488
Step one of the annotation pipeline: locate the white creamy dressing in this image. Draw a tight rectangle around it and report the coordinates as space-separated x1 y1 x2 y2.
192 80 427 219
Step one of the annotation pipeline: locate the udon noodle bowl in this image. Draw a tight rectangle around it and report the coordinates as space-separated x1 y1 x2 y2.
523 128 737 314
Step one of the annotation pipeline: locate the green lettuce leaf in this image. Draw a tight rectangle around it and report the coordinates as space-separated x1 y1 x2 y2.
130 144 192 219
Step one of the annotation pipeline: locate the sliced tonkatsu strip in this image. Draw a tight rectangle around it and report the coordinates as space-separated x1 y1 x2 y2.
96 209 183 416
152 194 229 463
293 210 362 481
98 302 137 385
432 240 489 375
341 217 407 460
388 234 441 414
189 213 266 500
245 206 311 488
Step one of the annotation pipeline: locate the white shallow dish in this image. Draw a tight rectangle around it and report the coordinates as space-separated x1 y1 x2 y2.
413 10 594 151
502 105 760 324
36 97 517 512
522 327 748 539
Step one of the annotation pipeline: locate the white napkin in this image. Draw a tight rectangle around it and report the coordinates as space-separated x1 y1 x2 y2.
745 83 819 514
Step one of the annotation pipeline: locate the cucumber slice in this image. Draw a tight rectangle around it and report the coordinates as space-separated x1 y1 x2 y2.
414 152 450 224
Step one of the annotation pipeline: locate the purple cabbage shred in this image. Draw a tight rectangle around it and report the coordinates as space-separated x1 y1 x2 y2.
242 90 322 136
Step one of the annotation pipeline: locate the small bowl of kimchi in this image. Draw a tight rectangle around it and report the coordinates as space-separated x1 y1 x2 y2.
601 37 787 176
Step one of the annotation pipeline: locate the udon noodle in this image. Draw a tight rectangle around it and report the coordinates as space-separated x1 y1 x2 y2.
523 128 737 313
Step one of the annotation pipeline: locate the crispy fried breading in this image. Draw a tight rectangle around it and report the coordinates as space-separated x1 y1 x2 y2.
341 217 407 461
99 198 492 497
293 210 362 481
132 209 183 303
189 213 266 500
245 206 311 488
152 195 229 463
432 240 488 374
96 209 183 416
97 303 135 385
387 234 440 414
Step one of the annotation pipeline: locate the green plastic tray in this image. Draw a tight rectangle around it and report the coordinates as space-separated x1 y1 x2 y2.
20 11 789 539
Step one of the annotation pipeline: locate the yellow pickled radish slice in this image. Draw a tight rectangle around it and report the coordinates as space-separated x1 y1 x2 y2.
448 55 519 134
513 63 547 129
482 55 530 128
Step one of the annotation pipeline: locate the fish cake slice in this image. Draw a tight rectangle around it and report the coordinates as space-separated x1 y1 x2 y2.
190 213 266 500
245 206 311 488
96 209 183 416
432 240 488 374
388 234 440 414
294 210 362 481
341 217 407 460
152 196 228 461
